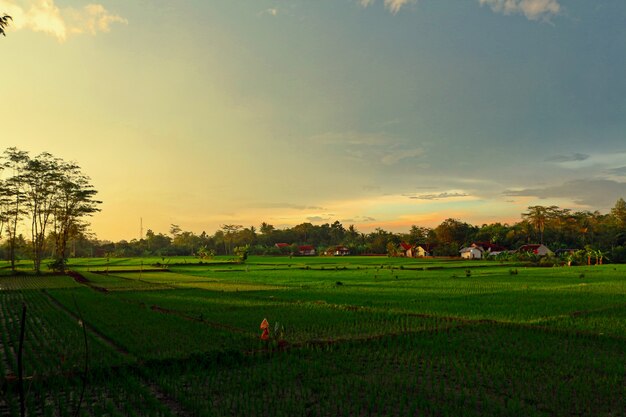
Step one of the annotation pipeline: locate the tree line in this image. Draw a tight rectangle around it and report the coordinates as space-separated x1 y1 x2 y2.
2 147 626 266
6 199 625 264
0 147 101 273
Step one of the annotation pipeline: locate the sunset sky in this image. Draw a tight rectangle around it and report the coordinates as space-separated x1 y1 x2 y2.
3 0 626 241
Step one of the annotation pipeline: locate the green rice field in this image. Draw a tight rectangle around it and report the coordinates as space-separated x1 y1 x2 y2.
1 256 625 416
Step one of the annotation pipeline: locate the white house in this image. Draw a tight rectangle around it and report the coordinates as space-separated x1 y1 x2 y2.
460 246 483 259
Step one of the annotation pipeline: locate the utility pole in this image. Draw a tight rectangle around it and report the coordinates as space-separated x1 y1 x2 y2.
140 217 143 240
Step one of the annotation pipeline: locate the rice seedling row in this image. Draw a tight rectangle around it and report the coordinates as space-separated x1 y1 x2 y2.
1 260 624 416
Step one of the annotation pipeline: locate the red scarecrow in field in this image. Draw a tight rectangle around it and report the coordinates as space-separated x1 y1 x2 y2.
260 318 270 340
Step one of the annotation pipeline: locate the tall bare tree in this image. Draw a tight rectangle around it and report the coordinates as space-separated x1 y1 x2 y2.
221 224 242 255
24 152 64 273
52 161 101 272
2 148 29 271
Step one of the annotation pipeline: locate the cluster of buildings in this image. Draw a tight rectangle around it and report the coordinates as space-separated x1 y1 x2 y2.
275 243 350 256
399 242 554 259
275 242 558 258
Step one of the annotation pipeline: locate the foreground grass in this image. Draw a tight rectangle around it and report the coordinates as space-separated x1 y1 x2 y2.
0 257 624 416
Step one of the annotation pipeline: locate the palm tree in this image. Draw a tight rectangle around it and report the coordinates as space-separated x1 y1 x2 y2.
522 205 558 244
0 15 12 37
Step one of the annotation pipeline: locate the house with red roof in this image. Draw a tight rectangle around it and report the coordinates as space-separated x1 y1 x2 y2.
470 242 507 257
518 244 553 256
298 245 316 256
399 242 414 257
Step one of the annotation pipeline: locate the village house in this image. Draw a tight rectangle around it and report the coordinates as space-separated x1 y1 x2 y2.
325 245 350 256
415 243 437 257
459 246 484 259
298 245 316 256
399 242 414 257
518 244 554 256
470 242 507 257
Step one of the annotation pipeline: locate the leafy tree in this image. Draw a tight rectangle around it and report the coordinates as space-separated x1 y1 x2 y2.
169 224 182 237
0 14 11 37
386 241 400 257
433 218 476 248
221 224 242 255
197 245 215 259
51 160 101 272
345 224 360 244
259 222 275 235
145 229 172 255
257 222 275 246
293 222 314 243
368 228 394 254
234 245 249 263
0 174 7 240
234 226 257 247
611 198 626 227
405 225 430 244
329 220 345 245
172 231 202 255
473 223 510 246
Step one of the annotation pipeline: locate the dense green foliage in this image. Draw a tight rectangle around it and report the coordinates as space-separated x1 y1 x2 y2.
15 199 622 263
0 147 101 273
1 256 624 416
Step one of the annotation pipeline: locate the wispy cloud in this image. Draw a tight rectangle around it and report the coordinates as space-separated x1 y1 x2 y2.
545 153 589 163
384 0 417 14
606 166 626 177
0 0 127 41
359 0 417 15
503 179 626 207
479 0 561 21
306 215 331 222
408 191 469 200
342 215 377 223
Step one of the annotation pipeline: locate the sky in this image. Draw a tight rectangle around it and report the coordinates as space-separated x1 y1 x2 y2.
2 0 626 241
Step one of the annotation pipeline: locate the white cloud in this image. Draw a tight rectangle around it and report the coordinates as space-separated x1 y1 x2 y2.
0 0 127 41
358 0 417 15
384 0 416 14
479 0 560 21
